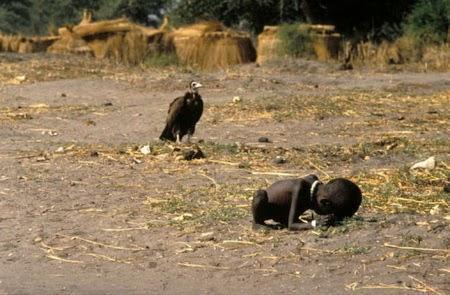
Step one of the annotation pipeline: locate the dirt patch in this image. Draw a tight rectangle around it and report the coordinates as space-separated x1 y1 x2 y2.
0 54 449 294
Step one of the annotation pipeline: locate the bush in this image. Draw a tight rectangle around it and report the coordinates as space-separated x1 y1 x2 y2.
404 0 450 44
143 52 178 68
277 23 314 58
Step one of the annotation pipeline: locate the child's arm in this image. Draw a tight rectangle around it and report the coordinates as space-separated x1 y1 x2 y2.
288 180 313 231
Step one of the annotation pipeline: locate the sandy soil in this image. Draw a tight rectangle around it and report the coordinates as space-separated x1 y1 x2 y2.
0 53 449 294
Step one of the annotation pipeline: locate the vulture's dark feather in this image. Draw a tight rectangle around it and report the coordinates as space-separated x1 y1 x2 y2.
159 82 203 142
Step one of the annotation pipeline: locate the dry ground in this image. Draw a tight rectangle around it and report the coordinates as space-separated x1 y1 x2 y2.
0 53 449 294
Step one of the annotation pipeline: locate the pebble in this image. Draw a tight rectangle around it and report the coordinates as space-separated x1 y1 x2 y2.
273 156 286 164
258 137 270 143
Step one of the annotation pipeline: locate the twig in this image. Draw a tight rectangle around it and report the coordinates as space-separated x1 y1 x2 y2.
101 227 148 232
384 243 450 253
198 173 220 189
409 275 443 295
304 159 331 179
57 234 145 251
221 240 262 248
40 241 73 251
356 284 428 293
207 159 240 166
250 171 299 177
253 268 278 272
297 247 336 254
386 265 407 270
46 254 84 264
394 197 447 205
84 253 132 264
178 262 229 270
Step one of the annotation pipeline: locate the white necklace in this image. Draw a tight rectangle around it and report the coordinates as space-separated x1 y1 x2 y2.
310 180 321 201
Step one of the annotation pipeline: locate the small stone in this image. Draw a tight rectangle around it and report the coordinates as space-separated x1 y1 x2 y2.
443 184 450 193
85 119 96 126
232 96 241 103
430 205 441 215
90 151 99 157
140 145 151 155
198 232 215 241
410 156 435 170
258 137 270 143
61 93 67 97
103 102 113 106
273 156 286 164
182 147 205 161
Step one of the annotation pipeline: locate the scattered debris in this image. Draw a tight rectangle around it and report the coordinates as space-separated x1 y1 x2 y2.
444 185 450 193
140 145 151 155
258 136 271 143
42 130 58 136
429 205 441 215
172 213 193 221
55 146 65 153
180 146 205 161
198 232 215 242
273 155 287 164
410 156 436 170
90 151 99 157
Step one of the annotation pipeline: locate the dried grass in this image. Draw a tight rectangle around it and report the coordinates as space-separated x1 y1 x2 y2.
347 37 450 71
172 22 256 70
256 25 341 64
256 26 281 64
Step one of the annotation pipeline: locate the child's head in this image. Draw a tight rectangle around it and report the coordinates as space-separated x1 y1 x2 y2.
315 178 362 219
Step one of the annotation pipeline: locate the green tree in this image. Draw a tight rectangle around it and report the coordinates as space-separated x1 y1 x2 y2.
168 0 284 33
404 0 450 43
96 0 167 24
0 1 32 34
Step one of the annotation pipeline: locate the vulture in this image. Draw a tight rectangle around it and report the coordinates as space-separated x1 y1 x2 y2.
159 81 204 142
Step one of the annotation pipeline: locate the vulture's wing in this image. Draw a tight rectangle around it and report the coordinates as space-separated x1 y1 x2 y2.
165 95 186 126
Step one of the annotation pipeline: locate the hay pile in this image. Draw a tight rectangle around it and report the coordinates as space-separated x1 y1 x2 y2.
0 34 57 53
48 17 170 65
0 8 172 65
257 24 341 64
171 21 256 70
1 16 256 69
346 37 450 71
256 26 281 64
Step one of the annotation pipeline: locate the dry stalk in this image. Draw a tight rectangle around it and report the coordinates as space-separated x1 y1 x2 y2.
57 234 145 251
408 276 443 295
178 262 230 270
384 243 450 254
84 253 132 264
46 254 84 264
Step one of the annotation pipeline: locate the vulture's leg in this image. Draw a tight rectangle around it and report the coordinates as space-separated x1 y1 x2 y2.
187 127 195 143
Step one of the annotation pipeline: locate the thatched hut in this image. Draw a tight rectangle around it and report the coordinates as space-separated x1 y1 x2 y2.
171 22 256 70
256 26 281 64
257 24 341 64
46 17 173 65
0 33 58 53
